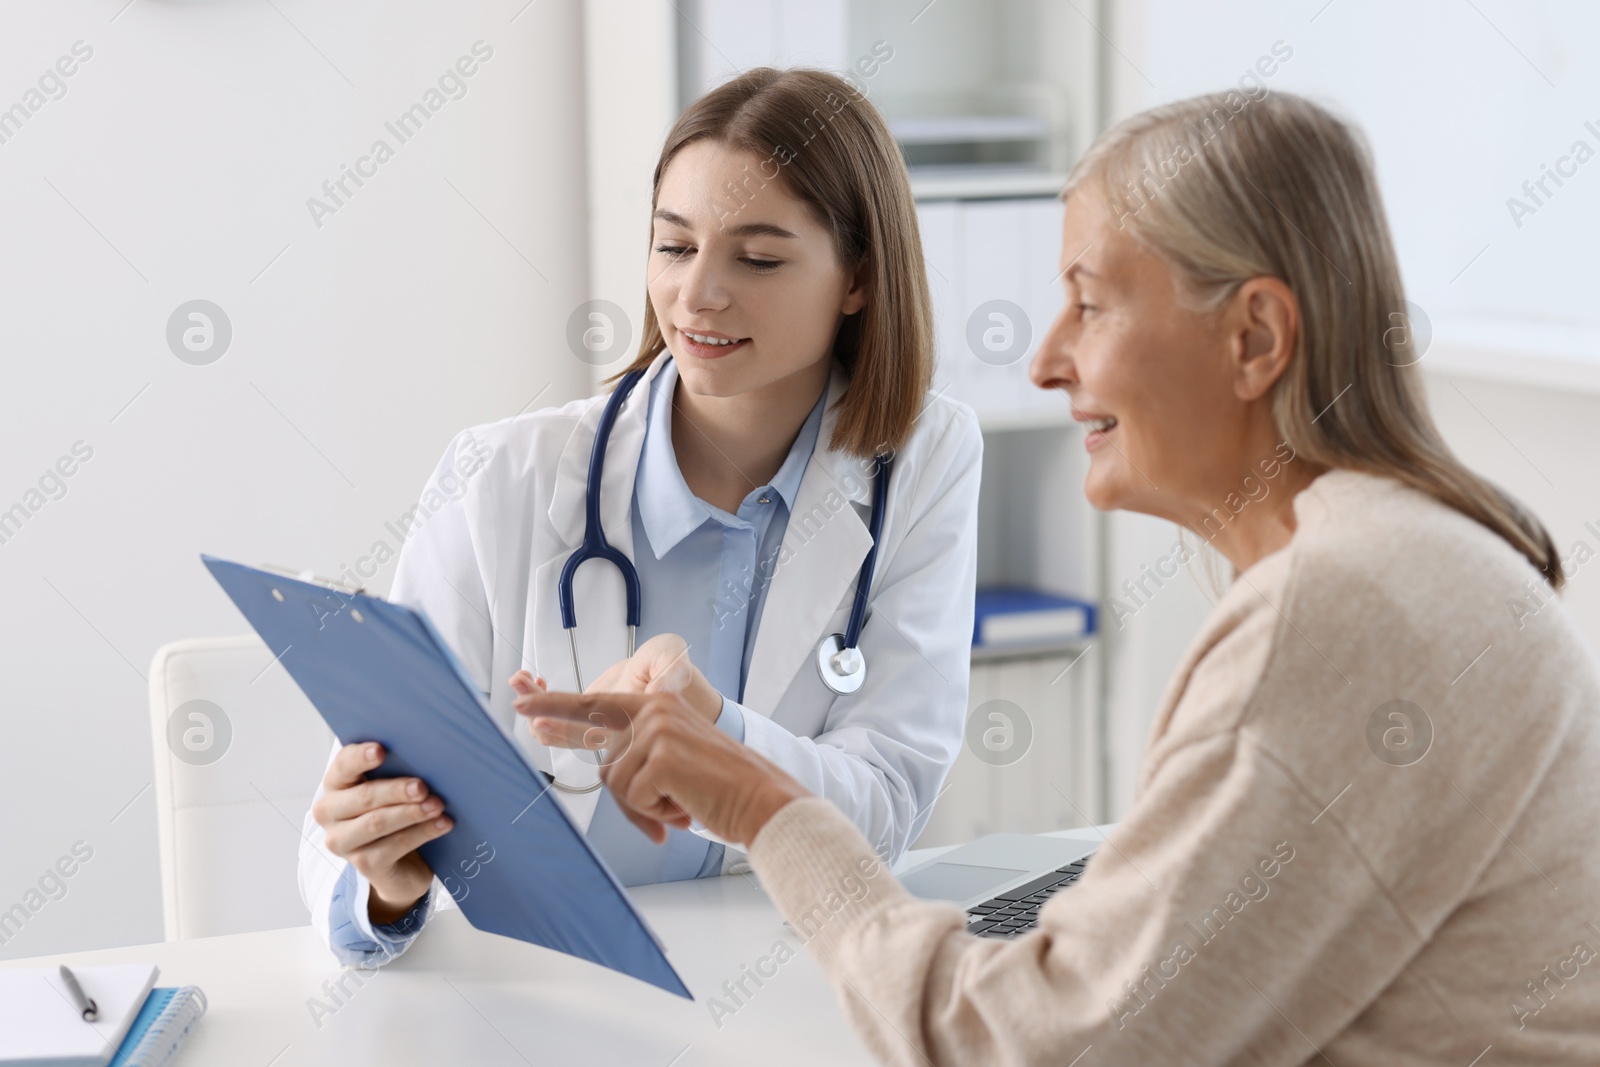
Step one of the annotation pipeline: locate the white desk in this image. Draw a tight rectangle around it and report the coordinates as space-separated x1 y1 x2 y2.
0 828 1112 1066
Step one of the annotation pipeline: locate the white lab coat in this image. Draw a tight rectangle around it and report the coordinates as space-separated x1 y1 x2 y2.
299 350 982 948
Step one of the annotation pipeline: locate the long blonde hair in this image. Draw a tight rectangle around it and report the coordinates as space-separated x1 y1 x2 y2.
1067 90 1564 588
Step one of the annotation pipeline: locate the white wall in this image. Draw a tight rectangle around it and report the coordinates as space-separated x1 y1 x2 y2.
0 0 592 958
581 0 678 389
1108 0 1600 360
1096 0 1600 815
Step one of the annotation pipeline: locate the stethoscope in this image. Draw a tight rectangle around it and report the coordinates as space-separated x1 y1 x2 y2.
549 366 891 794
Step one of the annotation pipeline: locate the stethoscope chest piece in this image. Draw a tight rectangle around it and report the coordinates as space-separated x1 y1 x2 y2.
812 450 893 697
816 632 866 694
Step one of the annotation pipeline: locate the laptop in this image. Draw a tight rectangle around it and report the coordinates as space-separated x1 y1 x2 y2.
898 834 1099 939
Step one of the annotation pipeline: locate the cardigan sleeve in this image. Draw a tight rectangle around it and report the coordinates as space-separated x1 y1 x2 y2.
748 726 1432 1066
748 470 1600 1064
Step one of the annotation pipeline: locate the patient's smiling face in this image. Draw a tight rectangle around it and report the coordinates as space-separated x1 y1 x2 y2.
647 140 867 403
1029 183 1273 525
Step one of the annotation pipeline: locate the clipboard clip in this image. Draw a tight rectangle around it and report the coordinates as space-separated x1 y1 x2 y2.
258 563 370 629
258 563 366 597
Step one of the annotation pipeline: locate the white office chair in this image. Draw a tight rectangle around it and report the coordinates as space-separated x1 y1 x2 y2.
148 635 334 940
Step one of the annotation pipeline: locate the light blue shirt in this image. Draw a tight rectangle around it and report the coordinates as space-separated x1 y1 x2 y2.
327 357 827 962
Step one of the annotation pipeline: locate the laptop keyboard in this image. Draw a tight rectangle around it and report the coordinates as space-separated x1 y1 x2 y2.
965 852 1095 938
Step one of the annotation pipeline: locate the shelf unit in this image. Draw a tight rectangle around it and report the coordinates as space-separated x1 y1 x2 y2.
908 168 1071 201
677 0 1098 198
665 0 1113 843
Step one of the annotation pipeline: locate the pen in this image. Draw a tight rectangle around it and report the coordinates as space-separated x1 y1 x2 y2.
59 965 97 1021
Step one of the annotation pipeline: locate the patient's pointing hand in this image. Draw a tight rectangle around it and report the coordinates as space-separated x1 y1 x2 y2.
513 689 808 846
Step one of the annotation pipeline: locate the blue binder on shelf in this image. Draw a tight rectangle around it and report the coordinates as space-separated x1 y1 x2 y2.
201 555 691 1000
972 586 1097 648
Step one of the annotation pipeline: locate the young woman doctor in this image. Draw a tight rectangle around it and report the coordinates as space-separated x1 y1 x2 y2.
298 67 983 966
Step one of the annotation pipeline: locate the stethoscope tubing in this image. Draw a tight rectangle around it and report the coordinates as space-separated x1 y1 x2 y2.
844 452 892 649
557 368 646 637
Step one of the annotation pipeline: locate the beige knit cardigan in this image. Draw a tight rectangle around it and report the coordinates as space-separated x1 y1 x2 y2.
749 469 1600 1065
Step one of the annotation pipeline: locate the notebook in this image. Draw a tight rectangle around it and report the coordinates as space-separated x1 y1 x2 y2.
106 987 206 1067
0 965 205 1067
0 964 152 1065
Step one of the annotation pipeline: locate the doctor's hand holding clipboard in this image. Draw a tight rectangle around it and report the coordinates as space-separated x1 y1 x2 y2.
298 65 983 971
306 636 726 929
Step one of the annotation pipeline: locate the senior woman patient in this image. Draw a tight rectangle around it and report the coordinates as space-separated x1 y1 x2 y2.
521 90 1600 1064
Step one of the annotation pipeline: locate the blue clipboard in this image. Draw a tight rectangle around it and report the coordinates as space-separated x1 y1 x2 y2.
201 554 691 999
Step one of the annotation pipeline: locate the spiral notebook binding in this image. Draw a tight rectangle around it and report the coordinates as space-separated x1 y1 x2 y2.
119 986 207 1067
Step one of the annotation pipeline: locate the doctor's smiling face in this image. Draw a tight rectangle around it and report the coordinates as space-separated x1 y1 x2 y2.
648 139 868 403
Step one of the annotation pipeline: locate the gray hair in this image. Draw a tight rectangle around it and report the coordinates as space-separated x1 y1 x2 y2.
1066 89 1563 588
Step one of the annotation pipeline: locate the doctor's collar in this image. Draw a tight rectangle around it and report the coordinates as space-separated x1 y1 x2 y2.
634 360 827 558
